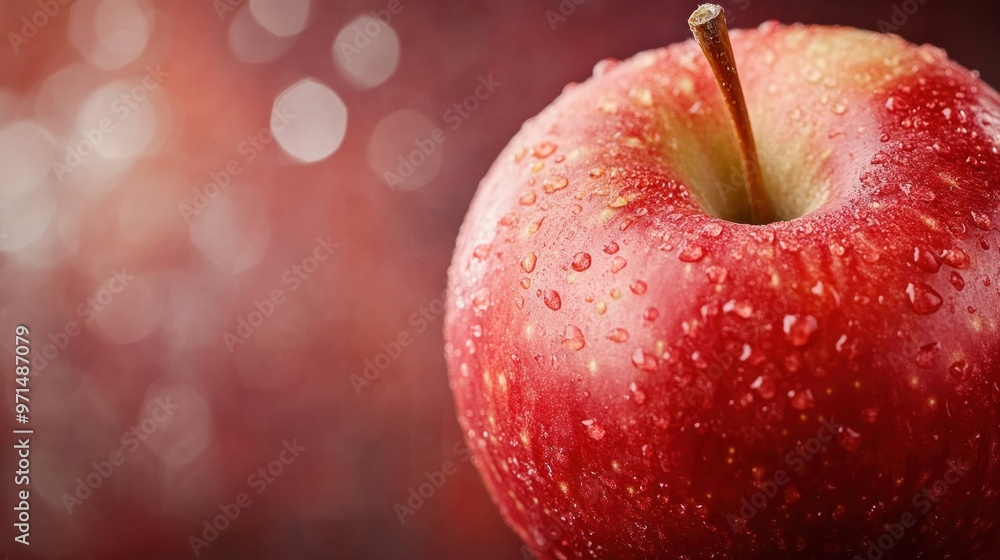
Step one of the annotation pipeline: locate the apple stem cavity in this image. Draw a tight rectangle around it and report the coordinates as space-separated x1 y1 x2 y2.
689 4 774 225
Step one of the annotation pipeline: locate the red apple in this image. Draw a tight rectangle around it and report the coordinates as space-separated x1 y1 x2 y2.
444 9 1000 559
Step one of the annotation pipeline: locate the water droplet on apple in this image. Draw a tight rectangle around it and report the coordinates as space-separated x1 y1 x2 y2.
750 375 776 399
630 280 647 295
519 191 536 206
543 289 562 310
631 349 658 372
610 256 627 273
521 252 537 273
832 103 847 115
473 289 490 311
571 252 592 271
603 240 620 254
723 299 754 318
941 248 970 269
706 265 728 284
972 211 993 231
606 328 629 343
592 58 620 76
871 152 889 165
789 389 815 410
643 307 659 321
581 419 605 440
678 245 705 262
561 325 585 350
533 141 557 158
913 248 941 272
916 342 940 368
702 223 724 238
628 382 646 405
905 281 943 315
783 314 819 347
543 175 569 193
949 272 965 291
949 360 969 380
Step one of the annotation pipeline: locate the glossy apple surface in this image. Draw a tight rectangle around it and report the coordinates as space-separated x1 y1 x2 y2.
445 22 1000 559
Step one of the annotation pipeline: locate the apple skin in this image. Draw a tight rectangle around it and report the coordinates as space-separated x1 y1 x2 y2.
444 21 1000 559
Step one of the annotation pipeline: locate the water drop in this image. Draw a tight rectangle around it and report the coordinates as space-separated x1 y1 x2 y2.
723 300 754 318
949 272 965 291
521 252 537 273
906 281 943 314
631 349 658 372
643 307 659 321
913 248 941 272
571 252 592 271
972 211 993 231
519 191 536 206
630 280 647 294
473 289 490 311
473 244 490 260
561 325 585 350
603 240 620 254
610 256 627 273
789 389 815 410
592 58 619 76
949 360 969 380
915 342 940 368
678 245 706 262
581 419 605 440
606 328 629 343
750 375 776 399
533 141 557 158
941 248 970 269
702 223 724 238
543 289 562 310
543 175 569 193
783 314 819 347
628 382 646 405
706 265 728 284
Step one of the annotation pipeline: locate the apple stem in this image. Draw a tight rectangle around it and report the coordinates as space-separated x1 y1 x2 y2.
689 4 774 225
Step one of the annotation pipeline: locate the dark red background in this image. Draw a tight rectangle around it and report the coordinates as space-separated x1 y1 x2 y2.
1 0 998 558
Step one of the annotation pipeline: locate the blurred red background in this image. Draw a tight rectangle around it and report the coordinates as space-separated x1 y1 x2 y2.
0 0 998 558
